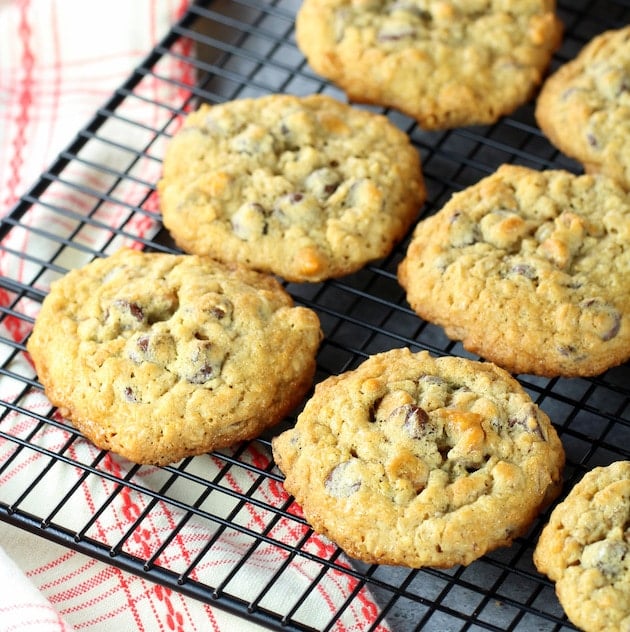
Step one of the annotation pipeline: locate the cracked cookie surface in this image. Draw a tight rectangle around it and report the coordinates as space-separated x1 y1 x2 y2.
534 461 630 632
272 347 564 568
295 0 562 130
398 165 630 377
536 26 630 190
27 248 322 465
157 94 425 282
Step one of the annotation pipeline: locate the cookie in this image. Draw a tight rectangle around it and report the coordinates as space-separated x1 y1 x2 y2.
272 347 565 568
157 93 425 283
398 164 630 377
295 0 563 130
534 461 630 632
27 248 323 466
536 26 630 190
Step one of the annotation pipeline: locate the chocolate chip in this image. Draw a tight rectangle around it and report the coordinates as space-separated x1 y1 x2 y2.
127 332 176 367
137 335 149 353
617 79 630 96
344 179 369 207
187 363 217 384
510 263 537 279
401 405 430 438
557 345 588 361
230 124 274 155
383 403 432 439
113 299 144 322
583 540 628 578
324 460 361 498
273 192 320 227
378 25 417 41
448 211 480 247
602 315 621 341
124 386 139 403
565 279 584 290
103 299 147 337
508 405 545 440
231 202 268 240
129 303 144 321
206 297 233 322
579 298 621 341
305 167 341 200
333 8 350 42
417 374 450 408
185 340 225 384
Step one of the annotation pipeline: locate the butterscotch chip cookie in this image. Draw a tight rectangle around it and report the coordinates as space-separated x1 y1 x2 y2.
536 26 630 190
295 0 563 130
534 461 630 632
27 248 322 466
157 94 425 283
272 347 564 568
398 164 630 377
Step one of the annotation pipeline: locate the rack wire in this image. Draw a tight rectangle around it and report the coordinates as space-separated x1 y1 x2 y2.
1 1 629 630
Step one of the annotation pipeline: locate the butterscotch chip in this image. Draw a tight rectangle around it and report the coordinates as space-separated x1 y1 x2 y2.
157 93 425 282
536 26 630 190
398 164 630 377
272 347 564 568
27 248 323 465
534 461 630 632
295 0 562 130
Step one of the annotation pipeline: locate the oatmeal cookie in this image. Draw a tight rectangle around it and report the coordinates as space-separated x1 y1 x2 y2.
536 26 630 190
27 248 323 465
534 461 630 632
398 164 630 377
157 93 425 282
272 347 564 568
295 0 563 130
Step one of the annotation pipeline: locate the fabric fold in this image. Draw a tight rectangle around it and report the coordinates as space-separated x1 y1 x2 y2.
0 543 74 632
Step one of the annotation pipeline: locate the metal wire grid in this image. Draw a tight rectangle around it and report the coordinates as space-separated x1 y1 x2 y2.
1 0 629 630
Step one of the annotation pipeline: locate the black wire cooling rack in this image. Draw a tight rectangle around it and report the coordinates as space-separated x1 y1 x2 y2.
2 1 630 630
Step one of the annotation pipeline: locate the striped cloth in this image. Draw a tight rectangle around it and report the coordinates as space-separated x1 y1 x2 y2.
0 1 388 630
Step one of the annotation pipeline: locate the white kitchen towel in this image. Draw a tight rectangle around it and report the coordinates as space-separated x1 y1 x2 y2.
0 1 390 630
0 542 74 632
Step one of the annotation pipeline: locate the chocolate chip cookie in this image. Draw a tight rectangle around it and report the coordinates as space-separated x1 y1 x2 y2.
534 461 630 632
157 94 425 283
272 347 564 568
398 164 630 377
27 248 323 465
295 0 563 130
536 26 630 190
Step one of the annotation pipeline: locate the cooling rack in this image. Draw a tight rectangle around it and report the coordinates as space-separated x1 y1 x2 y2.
1 1 629 630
